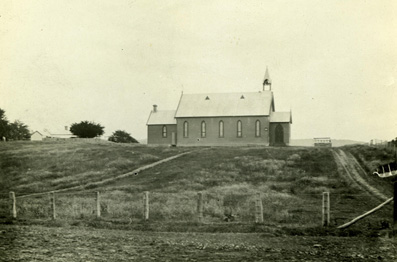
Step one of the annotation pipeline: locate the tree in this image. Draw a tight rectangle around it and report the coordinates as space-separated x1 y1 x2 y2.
8 120 31 140
70 121 104 138
108 130 138 143
0 108 31 141
0 108 9 139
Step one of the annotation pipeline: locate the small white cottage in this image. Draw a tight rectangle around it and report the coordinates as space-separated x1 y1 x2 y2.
30 131 44 141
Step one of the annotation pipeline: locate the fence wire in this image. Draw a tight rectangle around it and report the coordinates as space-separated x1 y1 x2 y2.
0 190 393 228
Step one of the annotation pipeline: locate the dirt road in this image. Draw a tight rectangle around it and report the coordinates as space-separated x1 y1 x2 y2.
332 149 389 201
0 225 396 261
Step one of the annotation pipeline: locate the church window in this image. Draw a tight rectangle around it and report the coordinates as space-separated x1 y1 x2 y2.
183 121 189 138
219 121 224 138
201 121 206 138
162 125 167 138
237 120 242 137
255 120 261 137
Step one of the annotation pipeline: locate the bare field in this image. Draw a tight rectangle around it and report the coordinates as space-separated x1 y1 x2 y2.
0 225 395 262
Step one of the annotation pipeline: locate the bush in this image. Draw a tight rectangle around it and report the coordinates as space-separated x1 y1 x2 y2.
108 130 138 143
70 121 104 138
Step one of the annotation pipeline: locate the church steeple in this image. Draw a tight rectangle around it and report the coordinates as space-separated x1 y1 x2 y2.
263 67 272 91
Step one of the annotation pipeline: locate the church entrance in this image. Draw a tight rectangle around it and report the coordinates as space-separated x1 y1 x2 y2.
171 132 176 146
275 124 284 144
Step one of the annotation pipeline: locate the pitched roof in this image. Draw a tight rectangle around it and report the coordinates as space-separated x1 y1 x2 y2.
31 131 43 136
147 110 177 125
42 128 73 136
175 91 274 118
270 111 292 123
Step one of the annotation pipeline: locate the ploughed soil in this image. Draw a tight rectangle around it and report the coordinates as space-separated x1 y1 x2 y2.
0 225 396 261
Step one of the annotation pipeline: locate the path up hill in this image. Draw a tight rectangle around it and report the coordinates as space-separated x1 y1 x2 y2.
0 141 394 229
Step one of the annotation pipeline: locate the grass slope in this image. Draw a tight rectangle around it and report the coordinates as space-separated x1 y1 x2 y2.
0 142 394 232
344 145 396 196
0 141 190 194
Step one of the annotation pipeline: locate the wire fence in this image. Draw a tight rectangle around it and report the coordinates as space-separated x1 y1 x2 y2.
0 190 393 228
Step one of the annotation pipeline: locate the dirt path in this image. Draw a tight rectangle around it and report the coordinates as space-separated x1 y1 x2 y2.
0 225 395 261
332 149 389 201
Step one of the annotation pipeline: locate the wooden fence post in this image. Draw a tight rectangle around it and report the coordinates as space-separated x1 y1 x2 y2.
327 192 330 226
393 182 397 237
50 192 56 220
143 191 149 220
95 191 101 218
255 192 264 224
197 192 203 223
9 192 16 219
322 192 330 226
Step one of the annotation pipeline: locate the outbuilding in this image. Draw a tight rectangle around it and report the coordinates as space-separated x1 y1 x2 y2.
30 131 44 141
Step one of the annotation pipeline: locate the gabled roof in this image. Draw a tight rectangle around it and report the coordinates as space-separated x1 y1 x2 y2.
31 131 43 136
175 91 274 118
147 110 177 125
42 128 73 136
270 111 292 123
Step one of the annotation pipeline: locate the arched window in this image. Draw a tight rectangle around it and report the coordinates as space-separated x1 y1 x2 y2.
219 121 224 138
237 120 242 137
201 121 206 138
183 121 189 138
255 120 261 137
162 125 167 138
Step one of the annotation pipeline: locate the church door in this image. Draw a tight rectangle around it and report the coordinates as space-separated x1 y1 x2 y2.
275 124 284 144
171 132 176 146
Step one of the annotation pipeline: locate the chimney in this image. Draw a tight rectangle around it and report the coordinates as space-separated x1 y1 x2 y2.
153 105 158 113
65 126 68 131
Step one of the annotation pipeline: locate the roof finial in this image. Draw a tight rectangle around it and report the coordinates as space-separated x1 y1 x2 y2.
263 67 272 91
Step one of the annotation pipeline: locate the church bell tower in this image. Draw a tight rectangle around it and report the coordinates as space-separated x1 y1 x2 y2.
263 67 272 91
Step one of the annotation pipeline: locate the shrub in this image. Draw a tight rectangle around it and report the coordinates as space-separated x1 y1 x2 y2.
108 130 138 143
70 121 104 138
287 153 301 166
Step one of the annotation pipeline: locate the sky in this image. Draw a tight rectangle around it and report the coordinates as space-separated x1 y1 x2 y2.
0 0 396 142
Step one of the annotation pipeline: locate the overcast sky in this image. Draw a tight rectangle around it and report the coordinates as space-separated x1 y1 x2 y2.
1 0 396 142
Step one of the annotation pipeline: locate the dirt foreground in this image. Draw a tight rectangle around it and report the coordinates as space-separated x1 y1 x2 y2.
0 225 396 261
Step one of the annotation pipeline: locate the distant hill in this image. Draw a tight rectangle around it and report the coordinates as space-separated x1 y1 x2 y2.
290 139 367 147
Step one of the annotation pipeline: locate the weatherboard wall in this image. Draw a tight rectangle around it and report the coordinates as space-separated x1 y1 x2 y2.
147 125 177 145
175 116 270 146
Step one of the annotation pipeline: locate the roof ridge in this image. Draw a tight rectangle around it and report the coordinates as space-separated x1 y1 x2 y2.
182 91 272 95
153 109 176 112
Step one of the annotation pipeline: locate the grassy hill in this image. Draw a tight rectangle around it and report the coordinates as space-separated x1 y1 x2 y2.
0 141 394 233
0 141 190 194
